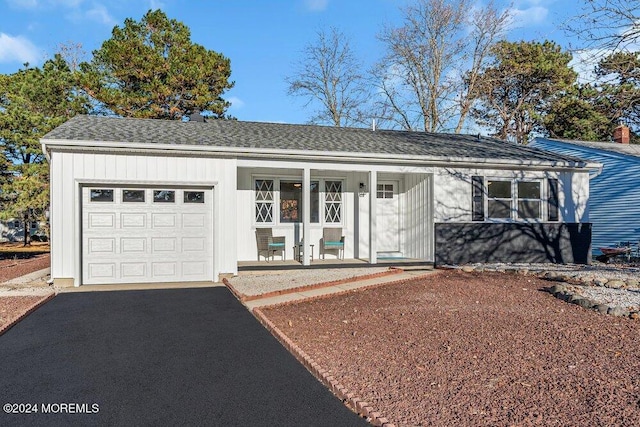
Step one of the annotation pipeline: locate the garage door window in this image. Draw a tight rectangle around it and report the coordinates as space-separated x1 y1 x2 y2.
123 189 145 202
90 189 114 202
153 190 175 203
184 191 205 203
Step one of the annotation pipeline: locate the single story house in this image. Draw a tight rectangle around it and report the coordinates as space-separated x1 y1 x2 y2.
41 115 599 287
0 219 45 243
531 125 639 253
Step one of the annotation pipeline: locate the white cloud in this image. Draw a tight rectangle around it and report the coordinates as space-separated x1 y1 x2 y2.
304 0 328 12
85 3 116 26
149 0 165 10
6 0 40 8
227 96 245 109
570 49 612 85
0 33 40 64
509 6 548 28
7 0 84 8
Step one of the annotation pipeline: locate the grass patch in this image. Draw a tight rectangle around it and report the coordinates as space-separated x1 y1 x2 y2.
0 242 50 256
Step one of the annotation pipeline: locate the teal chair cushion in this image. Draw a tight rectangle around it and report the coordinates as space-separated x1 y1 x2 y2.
325 241 343 247
268 243 285 248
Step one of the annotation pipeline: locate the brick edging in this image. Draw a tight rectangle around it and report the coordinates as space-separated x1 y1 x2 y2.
253 308 396 427
224 268 403 302
222 277 244 301
0 293 55 336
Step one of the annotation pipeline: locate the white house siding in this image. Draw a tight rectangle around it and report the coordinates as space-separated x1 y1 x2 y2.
432 167 590 223
531 138 637 251
236 166 358 261
236 161 435 262
49 151 237 286
403 173 433 260
431 166 592 264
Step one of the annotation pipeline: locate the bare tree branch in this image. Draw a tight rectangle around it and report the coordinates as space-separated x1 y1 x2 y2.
371 0 511 133
286 27 369 127
565 0 640 54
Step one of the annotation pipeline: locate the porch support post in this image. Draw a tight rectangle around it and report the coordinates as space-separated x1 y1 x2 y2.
369 170 377 264
302 167 311 266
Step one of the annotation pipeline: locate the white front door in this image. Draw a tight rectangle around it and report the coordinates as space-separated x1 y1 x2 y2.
376 181 400 253
82 186 214 285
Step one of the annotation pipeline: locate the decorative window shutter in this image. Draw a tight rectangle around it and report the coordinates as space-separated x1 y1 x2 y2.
472 175 485 221
548 178 559 222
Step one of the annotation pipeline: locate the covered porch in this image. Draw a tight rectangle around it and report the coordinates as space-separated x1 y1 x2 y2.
236 160 435 267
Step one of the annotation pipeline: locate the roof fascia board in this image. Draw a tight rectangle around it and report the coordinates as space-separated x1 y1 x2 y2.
41 138 595 171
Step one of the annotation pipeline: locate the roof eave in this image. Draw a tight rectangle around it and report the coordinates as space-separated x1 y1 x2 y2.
41 138 593 170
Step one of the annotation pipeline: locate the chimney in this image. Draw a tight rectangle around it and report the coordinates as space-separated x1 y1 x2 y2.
613 124 630 144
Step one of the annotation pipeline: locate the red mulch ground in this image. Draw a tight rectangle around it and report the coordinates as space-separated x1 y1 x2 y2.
262 270 640 426
0 253 51 333
0 253 50 283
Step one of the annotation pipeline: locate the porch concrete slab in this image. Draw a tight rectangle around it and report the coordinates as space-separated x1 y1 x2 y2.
229 266 393 297
245 269 437 309
245 292 306 310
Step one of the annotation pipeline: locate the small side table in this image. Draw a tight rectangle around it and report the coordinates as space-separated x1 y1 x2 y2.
294 243 314 262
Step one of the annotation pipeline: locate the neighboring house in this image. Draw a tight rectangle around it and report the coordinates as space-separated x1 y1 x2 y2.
531 125 639 254
0 219 42 243
41 115 598 287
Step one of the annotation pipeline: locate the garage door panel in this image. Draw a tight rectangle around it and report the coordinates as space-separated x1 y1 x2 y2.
152 262 177 277
182 237 205 252
152 213 176 227
121 238 146 253
183 213 205 227
122 213 146 228
121 263 146 278
182 261 206 276
82 186 213 285
88 238 115 254
152 237 177 252
89 213 115 228
88 263 116 279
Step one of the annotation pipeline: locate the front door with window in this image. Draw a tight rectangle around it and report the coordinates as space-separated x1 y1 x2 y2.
376 181 400 253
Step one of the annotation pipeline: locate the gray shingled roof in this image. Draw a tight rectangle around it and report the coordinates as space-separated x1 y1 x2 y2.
43 115 588 165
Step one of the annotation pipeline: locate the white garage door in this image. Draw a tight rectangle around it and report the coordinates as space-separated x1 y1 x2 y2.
82 186 214 285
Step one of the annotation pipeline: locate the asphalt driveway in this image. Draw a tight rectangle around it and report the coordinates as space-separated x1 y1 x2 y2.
0 287 368 426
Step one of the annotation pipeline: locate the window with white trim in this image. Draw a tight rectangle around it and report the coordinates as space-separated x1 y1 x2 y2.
255 179 274 223
516 181 541 219
324 181 342 223
279 181 319 223
487 180 512 219
254 178 343 225
485 179 543 220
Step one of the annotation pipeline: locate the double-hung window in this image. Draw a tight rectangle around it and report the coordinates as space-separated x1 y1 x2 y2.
516 181 541 219
487 180 512 219
481 178 545 221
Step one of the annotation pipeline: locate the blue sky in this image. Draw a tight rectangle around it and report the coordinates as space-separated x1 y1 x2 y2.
1 0 586 125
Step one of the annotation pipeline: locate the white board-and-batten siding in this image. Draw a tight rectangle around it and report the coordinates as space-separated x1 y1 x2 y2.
531 138 640 250
49 151 238 285
431 167 590 223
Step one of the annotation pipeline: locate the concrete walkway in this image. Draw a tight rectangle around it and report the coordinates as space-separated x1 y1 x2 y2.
244 268 435 310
